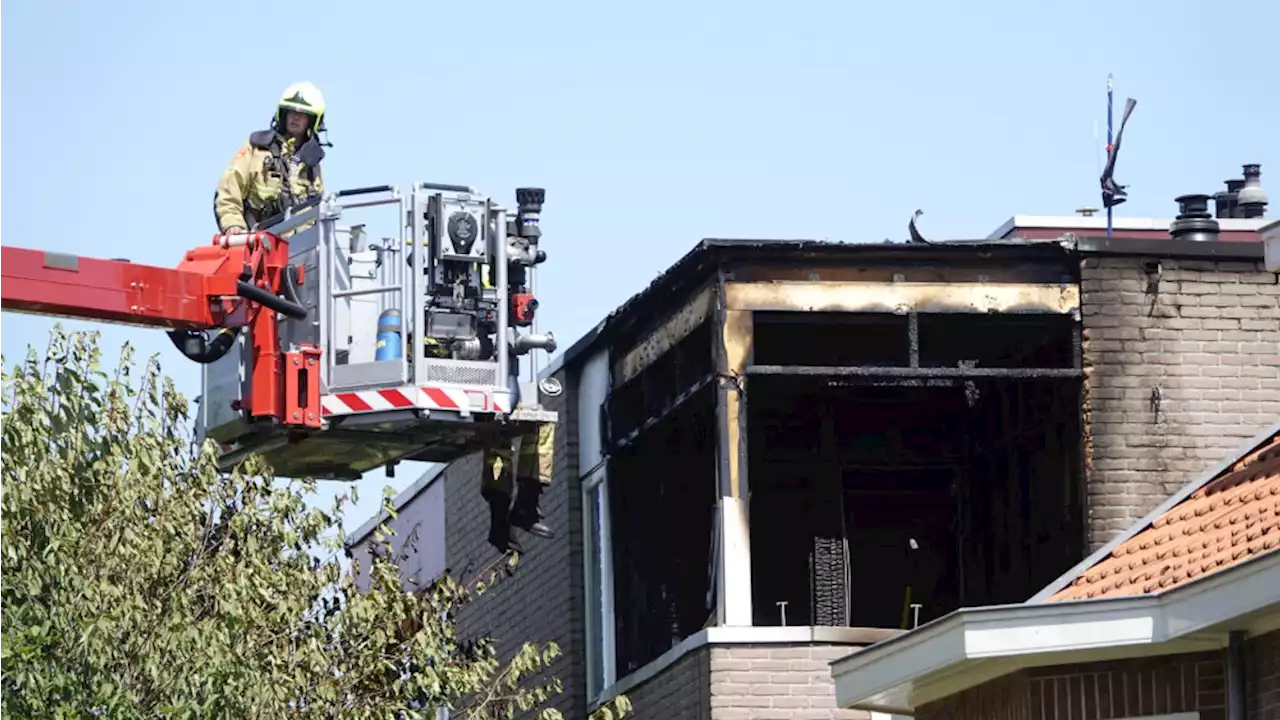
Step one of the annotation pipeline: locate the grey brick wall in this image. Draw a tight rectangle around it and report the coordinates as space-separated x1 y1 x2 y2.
617 645 712 720
709 644 873 720
1081 257 1280 551
608 642 872 720
443 366 584 719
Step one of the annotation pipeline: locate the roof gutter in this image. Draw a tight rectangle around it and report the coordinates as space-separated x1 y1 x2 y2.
831 549 1280 714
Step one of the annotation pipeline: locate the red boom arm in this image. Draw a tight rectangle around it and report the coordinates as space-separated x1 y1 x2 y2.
1 232 321 430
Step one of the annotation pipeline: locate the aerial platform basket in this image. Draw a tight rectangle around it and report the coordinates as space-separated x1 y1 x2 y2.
196 182 558 480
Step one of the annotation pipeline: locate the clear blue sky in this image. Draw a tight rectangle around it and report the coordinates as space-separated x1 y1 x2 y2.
4 0 1276 532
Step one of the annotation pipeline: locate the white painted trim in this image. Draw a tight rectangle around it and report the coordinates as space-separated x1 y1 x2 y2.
582 474 617 699
598 476 616 690
578 348 617 701
831 549 1280 714
717 497 753 627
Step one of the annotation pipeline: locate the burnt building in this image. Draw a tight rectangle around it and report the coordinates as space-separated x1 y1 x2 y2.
366 170 1280 719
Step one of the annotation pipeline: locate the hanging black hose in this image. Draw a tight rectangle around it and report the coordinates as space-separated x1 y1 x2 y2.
168 328 238 364
170 265 306 363
235 278 307 319
279 263 304 310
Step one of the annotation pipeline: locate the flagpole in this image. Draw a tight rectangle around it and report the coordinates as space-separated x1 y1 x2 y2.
1107 73 1114 237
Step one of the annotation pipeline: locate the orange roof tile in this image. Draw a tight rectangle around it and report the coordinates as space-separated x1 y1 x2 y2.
1049 431 1280 602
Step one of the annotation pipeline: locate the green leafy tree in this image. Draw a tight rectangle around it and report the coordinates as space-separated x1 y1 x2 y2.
2 328 631 720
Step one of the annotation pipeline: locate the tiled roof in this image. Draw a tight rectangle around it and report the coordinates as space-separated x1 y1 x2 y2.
1049 430 1280 602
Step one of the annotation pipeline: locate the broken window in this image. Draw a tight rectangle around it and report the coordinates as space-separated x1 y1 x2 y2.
597 319 718 678
748 310 1085 629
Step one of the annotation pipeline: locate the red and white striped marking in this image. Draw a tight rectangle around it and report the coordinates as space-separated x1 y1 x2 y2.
320 385 510 417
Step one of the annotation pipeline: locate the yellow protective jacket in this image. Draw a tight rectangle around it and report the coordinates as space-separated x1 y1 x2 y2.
213 130 325 232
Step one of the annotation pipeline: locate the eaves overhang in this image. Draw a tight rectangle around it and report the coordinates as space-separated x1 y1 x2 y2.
830 548 1280 714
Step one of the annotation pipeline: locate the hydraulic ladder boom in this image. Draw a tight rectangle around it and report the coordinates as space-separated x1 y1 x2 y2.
2 222 321 430
1 183 559 480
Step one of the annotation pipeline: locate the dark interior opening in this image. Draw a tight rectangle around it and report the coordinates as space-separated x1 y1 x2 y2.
917 313 1077 369
609 386 716 676
754 312 910 367
748 311 1084 629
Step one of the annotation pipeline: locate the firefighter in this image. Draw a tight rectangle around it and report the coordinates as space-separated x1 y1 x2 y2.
214 81 327 234
482 423 556 553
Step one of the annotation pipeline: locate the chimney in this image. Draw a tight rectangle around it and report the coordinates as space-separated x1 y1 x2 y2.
1236 164 1268 218
1213 178 1244 218
1169 194 1220 242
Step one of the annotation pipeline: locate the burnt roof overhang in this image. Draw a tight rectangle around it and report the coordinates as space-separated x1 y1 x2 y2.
541 238 1079 380
541 234 1270 380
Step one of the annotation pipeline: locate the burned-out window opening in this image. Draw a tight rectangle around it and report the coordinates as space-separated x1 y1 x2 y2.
748 310 1084 630
608 385 717 677
754 312 911 368
606 321 714 446
602 318 717 677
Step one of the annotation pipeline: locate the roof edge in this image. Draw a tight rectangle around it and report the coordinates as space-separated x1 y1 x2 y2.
989 214 1272 238
833 548 1280 713
1030 420 1280 603
538 237 1080 381
345 463 446 548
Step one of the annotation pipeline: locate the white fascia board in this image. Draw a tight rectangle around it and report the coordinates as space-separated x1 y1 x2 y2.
1158 546 1280 639
832 550 1280 713
831 599 1153 711
962 598 1159 658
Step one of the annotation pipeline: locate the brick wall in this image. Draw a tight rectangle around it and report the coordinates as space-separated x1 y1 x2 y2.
443 366 585 719
917 651 1228 720
708 644 872 720
1247 628 1280 718
600 641 871 720
617 645 712 720
1080 256 1280 550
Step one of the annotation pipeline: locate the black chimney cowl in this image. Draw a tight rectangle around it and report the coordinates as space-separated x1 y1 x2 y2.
1170 194 1221 242
1214 178 1244 219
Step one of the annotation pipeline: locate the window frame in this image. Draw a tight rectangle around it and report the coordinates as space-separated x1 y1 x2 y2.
582 463 616 700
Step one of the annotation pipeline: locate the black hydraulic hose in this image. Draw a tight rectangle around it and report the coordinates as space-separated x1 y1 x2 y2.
419 182 474 193
167 328 237 364
335 185 393 197
280 264 304 308
236 280 308 319
171 266 306 364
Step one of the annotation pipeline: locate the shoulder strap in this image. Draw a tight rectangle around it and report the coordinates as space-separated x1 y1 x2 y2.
248 130 278 152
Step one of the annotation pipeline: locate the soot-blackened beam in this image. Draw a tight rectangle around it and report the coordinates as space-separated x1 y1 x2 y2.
747 365 1082 379
611 373 715 450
